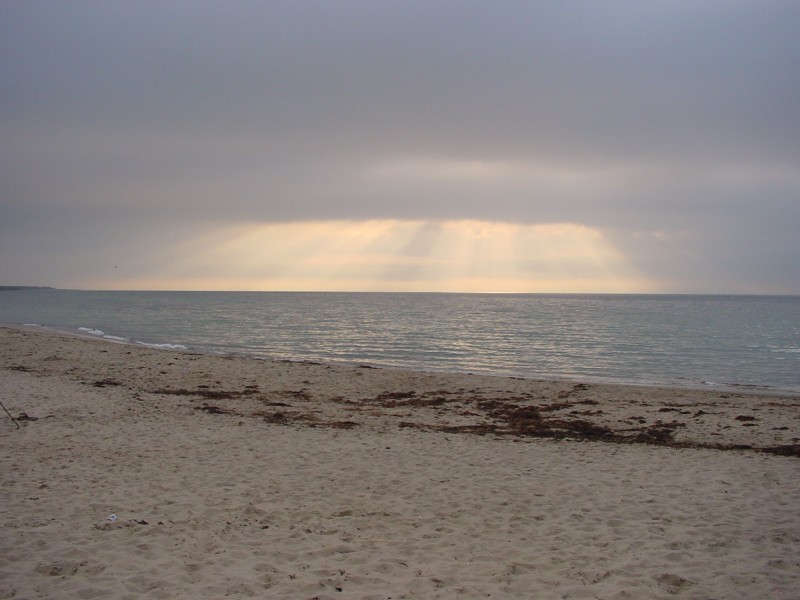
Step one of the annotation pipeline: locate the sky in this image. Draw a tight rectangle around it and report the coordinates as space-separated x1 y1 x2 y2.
1 1 798 294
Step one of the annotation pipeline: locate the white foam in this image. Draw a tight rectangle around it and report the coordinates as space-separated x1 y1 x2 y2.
78 327 105 336
136 341 188 351
104 335 130 342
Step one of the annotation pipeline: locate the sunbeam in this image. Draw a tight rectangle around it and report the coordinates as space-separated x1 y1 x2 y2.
98 219 654 292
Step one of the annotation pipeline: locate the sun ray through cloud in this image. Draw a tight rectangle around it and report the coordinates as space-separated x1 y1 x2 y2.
96 219 654 292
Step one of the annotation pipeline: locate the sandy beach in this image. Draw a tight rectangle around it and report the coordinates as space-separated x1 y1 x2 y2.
1 325 798 599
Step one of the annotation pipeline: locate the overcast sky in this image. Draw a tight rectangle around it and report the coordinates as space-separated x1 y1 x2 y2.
2 1 798 292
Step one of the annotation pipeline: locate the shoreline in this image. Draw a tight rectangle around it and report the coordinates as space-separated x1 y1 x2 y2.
2 325 799 598
4 324 800 453
11 322 800 398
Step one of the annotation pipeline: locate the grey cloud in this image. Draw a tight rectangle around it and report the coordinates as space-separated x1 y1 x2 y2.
1 1 798 291
5 2 797 162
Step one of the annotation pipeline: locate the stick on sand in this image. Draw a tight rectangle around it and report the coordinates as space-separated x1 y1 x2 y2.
0 400 20 429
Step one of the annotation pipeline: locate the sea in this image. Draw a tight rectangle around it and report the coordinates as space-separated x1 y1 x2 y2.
1 289 799 395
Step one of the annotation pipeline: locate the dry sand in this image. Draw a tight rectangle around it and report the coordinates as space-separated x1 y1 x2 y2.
1 325 798 599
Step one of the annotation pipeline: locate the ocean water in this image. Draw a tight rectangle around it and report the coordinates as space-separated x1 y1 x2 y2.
1 289 799 394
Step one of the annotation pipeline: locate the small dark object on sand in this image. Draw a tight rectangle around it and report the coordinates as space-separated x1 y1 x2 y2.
1 400 20 428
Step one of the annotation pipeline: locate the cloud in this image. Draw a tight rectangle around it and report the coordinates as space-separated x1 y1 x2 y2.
44 219 647 293
1 1 798 292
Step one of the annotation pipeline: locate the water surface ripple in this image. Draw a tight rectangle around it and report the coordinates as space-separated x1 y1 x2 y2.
1 290 798 393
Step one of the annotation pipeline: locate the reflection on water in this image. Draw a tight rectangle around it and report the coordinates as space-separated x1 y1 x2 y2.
1 290 798 393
